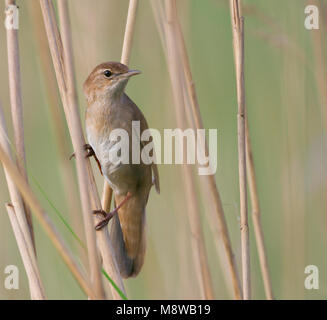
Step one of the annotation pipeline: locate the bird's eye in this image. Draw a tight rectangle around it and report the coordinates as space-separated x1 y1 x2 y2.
103 70 112 78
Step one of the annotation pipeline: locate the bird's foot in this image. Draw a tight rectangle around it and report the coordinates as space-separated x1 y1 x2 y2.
93 192 132 231
93 209 116 230
70 144 103 175
69 144 94 160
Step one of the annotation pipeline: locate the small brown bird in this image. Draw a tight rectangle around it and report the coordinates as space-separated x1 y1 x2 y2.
83 61 160 278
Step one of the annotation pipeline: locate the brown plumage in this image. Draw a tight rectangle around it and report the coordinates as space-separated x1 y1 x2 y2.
84 61 159 278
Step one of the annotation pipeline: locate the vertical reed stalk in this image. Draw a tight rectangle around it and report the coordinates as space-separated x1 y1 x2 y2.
6 204 45 300
0 104 45 300
5 0 35 251
57 0 125 299
101 0 139 214
53 0 104 299
26 1 85 256
0 143 96 299
229 0 250 299
245 120 274 299
152 0 242 299
232 0 273 300
121 0 139 65
175 5 243 299
97 2 140 297
160 0 215 300
40 0 125 299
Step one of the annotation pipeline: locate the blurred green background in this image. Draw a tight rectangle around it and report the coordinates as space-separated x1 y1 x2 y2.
0 0 326 299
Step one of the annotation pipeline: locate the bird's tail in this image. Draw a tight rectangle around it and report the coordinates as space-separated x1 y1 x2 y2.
110 195 146 278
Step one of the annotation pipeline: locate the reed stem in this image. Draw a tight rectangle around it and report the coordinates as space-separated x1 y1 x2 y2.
152 0 243 299
6 204 46 300
0 142 96 299
27 1 86 259
160 0 215 300
229 0 250 299
101 0 139 216
39 0 125 299
5 0 35 252
0 104 45 300
56 0 105 300
245 119 274 299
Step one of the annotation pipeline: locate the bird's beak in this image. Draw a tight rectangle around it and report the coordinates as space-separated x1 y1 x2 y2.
126 69 141 77
126 70 141 77
115 69 141 80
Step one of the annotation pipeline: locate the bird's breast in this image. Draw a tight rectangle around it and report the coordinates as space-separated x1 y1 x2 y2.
86 105 134 194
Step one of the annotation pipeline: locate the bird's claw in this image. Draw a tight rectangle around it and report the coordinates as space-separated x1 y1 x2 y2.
93 209 115 230
69 144 94 160
95 216 112 230
93 193 132 231
92 209 107 218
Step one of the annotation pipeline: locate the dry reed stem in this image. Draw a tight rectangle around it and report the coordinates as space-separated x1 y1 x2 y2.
87 163 126 298
101 0 139 214
5 204 46 300
97 1 140 296
162 0 214 300
40 0 125 299
57 0 125 299
0 106 35 274
5 0 35 252
0 104 45 300
150 0 166 49
238 0 274 301
56 0 104 299
151 0 242 299
233 0 274 300
174 4 243 299
101 183 113 214
26 1 86 255
245 120 274 299
121 0 139 65
229 0 250 299
180 43 236 299
229 0 274 300
0 142 96 299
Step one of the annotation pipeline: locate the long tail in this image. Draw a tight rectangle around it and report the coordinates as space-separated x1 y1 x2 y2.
110 195 146 278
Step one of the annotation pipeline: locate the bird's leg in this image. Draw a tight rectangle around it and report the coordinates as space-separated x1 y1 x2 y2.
70 144 103 175
93 192 132 231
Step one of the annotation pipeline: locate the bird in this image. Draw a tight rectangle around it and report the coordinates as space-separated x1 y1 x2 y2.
83 61 160 278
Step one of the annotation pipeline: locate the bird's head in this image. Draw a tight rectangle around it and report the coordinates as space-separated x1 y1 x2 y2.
83 61 141 103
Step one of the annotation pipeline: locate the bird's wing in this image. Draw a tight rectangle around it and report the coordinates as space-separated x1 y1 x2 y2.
128 95 160 194
139 112 160 194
